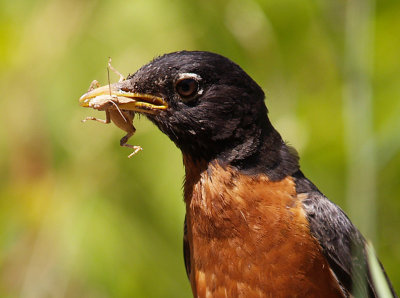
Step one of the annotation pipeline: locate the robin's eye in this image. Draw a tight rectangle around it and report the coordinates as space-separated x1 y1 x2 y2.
175 78 199 100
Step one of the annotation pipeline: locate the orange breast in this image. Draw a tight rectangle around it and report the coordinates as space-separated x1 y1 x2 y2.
183 158 344 298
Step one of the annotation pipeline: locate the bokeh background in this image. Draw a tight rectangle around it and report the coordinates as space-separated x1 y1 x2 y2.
1 0 399 296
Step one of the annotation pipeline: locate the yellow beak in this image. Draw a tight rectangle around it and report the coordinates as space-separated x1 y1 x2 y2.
79 83 168 114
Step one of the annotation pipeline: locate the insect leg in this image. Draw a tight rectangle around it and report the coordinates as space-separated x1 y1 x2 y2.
120 131 143 158
82 110 111 124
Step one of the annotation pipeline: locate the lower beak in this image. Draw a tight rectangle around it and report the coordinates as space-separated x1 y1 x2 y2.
79 82 168 114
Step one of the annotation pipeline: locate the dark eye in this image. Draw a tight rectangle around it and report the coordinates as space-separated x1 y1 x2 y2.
175 78 199 99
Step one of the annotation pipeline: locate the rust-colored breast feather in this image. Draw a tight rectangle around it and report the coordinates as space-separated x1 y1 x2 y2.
183 158 344 298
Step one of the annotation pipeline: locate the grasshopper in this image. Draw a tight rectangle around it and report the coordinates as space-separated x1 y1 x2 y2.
81 59 142 158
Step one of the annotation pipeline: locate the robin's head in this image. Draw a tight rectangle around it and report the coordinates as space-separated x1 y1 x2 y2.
80 51 298 178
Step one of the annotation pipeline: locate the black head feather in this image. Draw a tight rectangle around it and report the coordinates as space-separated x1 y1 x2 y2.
124 51 299 180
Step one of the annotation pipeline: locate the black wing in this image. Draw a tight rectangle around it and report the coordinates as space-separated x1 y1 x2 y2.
293 171 397 298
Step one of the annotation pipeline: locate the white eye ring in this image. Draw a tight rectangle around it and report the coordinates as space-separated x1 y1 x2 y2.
176 73 202 81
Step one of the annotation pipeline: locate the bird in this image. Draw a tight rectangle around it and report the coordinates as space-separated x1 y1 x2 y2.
79 51 397 297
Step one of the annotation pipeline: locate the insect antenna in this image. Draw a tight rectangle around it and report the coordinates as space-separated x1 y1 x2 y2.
108 57 125 82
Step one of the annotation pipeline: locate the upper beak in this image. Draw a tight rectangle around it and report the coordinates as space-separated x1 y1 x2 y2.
79 82 168 114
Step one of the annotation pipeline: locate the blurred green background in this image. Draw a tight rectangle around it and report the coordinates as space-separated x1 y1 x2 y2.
0 0 399 296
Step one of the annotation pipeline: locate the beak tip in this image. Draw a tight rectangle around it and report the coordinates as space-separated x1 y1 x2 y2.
79 92 90 106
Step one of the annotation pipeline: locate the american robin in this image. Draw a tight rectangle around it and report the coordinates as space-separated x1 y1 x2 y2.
80 51 397 297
